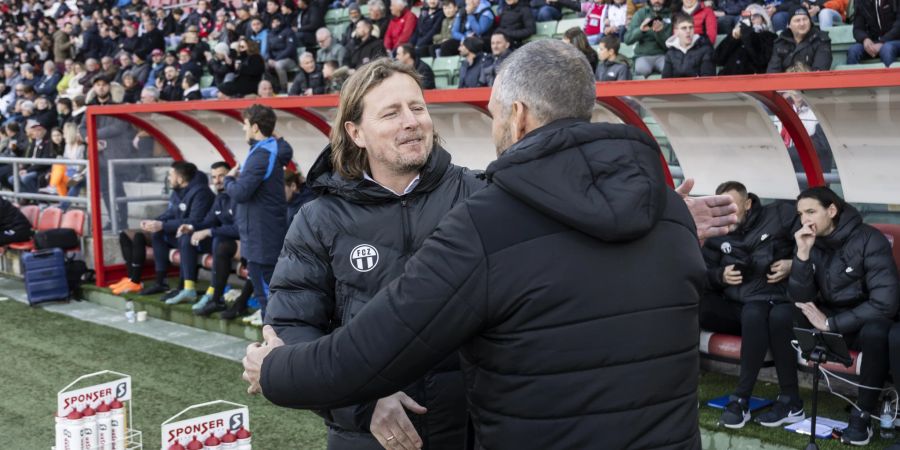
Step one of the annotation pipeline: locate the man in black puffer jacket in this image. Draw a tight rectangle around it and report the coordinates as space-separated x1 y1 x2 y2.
256 40 706 450
766 8 832 72
791 187 899 446
701 181 802 429
265 59 483 450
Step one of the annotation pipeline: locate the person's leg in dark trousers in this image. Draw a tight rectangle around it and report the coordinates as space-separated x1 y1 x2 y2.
196 237 238 316
111 231 148 294
853 319 892 414
247 261 275 320
754 302 805 427
142 230 177 295
168 234 211 305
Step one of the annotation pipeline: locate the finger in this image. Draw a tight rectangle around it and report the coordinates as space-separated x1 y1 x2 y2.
397 392 428 415
699 225 731 240
262 325 279 343
242 370 251 383
246 342 261 355
386 421 418 450
674 177 694 197
394 412 423 449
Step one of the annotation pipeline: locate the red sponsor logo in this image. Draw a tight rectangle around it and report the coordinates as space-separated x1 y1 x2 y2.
63 388 113 410
167 419 224 442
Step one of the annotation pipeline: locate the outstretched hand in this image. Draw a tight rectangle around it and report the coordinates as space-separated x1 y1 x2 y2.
675 178 738 241
242 325 284 395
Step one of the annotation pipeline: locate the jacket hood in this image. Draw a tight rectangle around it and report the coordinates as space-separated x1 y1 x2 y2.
486 119 667 241
178 170 209 197
306 143 454 204
820 203 863 249
666 33 701 51
744 4 774 31
276 137 294 165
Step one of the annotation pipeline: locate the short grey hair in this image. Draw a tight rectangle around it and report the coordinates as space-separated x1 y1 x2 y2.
316 27 331 38
495 40 595 125
300 51 315 61
369 0 385 10
141 86 160 100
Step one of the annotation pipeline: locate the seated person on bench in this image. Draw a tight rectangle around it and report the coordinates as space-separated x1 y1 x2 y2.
0 197 33 245
109 161 214 295
791 186 900 446
174 161 240 314
701 181 802 429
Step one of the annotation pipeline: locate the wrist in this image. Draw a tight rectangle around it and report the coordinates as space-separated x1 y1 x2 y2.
796 250 810 261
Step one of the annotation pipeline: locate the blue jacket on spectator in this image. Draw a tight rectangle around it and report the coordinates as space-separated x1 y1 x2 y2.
453 0 495 41
195 192 240 239
225 137 293 265
251 29 270 59
158 171 216 234
34 72 61 100
145 63 164 88
268 24 297 61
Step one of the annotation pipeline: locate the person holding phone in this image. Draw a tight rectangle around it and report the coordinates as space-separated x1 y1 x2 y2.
700 181 802 429
790 186 899 446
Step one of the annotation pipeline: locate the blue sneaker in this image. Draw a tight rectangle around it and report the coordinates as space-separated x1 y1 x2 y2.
192 294 212 312
165 289 197 305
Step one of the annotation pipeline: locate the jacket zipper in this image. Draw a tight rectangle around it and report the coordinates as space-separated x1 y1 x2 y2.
400 197 411 256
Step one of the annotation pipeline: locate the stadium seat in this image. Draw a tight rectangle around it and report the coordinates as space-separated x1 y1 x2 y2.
432 56 461 89
828 25 855 67
328 22 350 39
529 21 558 41
420 57 434 68
18 205 40 228
325 8 347 25
835 63 886 70
554 19 583 39
10 206 63 251
561 10 581 20
200 74 214 89
618 43 635 60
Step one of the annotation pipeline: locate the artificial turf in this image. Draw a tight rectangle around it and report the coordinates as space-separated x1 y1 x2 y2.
1 295 895 449
0 299 326 450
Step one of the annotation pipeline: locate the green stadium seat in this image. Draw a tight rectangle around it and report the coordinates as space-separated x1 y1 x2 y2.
835 62 887 70
328 22 349 38
618 43 635 60
360 4 370 15
528 21 558 41
554 19 583 39
325 8 347 25
200 74 214 89
828 25 855 67
432 55 461 89
714 34 727 48
420 57 434 67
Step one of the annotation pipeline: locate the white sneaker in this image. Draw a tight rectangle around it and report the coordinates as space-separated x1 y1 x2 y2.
250 313 263 327
242 309 261 325
223 287 241 304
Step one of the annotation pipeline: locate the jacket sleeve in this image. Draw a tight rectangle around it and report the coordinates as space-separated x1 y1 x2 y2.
400 14 417 44
662 53 674 78
702 9 718 45
265 209 336 344
210 222 240 239
451 15 467 41
193 202 220 231
766 47 782 73
261 202 489 409
272 32 297 60
789 255 820 302
700 46 716 76
702 242 727 290
623 12 645 45
811 33 833 71
162 189 214 233
468 10 495 37
831 232 900 334
225 150 268 203
852 7 869 43
506 8 537 41
881 12 900 42
654 20 672 48
299 0 327 32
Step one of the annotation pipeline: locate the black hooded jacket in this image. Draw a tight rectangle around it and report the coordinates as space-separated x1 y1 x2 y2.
157 171 215 234
703 195 798 303
714 24 777 75
264 145 483 449
766 28 832 73
789 204 900 334
261 120 706 450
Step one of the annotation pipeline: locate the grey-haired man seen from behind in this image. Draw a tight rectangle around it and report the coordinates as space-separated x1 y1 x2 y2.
248 40 708 449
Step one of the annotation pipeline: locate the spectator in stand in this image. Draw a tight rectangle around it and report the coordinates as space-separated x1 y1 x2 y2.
129 52 151 86
625 0 673 77
219 38 266 99
56 123 87 210
290 52 327 96
208 43 236 90
0 197 32 246
369 0 392 38
122 73 141 104
458 36 486 87
790 187 898 446
114 53 133 85
582 0 607 45
601 0 630 40
663 13 716 77
847 0 900 67
157 65 184 101
341 4 366 47
564 28 600 72
350 19 389 68
182 161 242 317
676 0 717 44
496 0 537 47
100 56 119 82
457 0 496 40
385 0 419 52
79 58 101 93
248 18 270 60
141 86 161 104
258 79 277 98
267 15 299 93
713 0 751 34
80 19 103 61
18 64 36 89
112 161 214 296
224 104 293 323
715 4 776 75
0 123 25 190
480 32 513 86
33 97 57 130
766 8 832 72
701 181 803 429
596 34 633 80
144 49 165 88
532 0 580 21
296 0 327 50
397 43 436 89
8 120 51 194
136 13 165 60
411 0 446 57
34 61 60 101
817 0 848 29
53 21 76 69
55 98 73 128
432 1 462 56
316 28 348 68
324 61 352 93
120 21 140 55
182 73 202 101
176 26 211 66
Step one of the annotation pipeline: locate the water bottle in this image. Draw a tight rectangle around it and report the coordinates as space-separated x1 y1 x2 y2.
125 300 135 324
881 399 895 439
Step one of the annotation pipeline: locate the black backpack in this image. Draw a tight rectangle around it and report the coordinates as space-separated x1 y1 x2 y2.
34 228 80 250
64 255 95 299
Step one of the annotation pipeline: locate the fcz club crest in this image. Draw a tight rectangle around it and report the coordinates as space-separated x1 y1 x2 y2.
350 244 379 272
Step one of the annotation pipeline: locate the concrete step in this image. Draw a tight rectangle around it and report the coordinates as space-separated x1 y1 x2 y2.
81 283 262 342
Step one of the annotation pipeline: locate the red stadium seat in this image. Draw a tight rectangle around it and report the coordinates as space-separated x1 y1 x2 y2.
60 210 86 237
871 223 900 267
9 207 62 251
19 205 39 228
